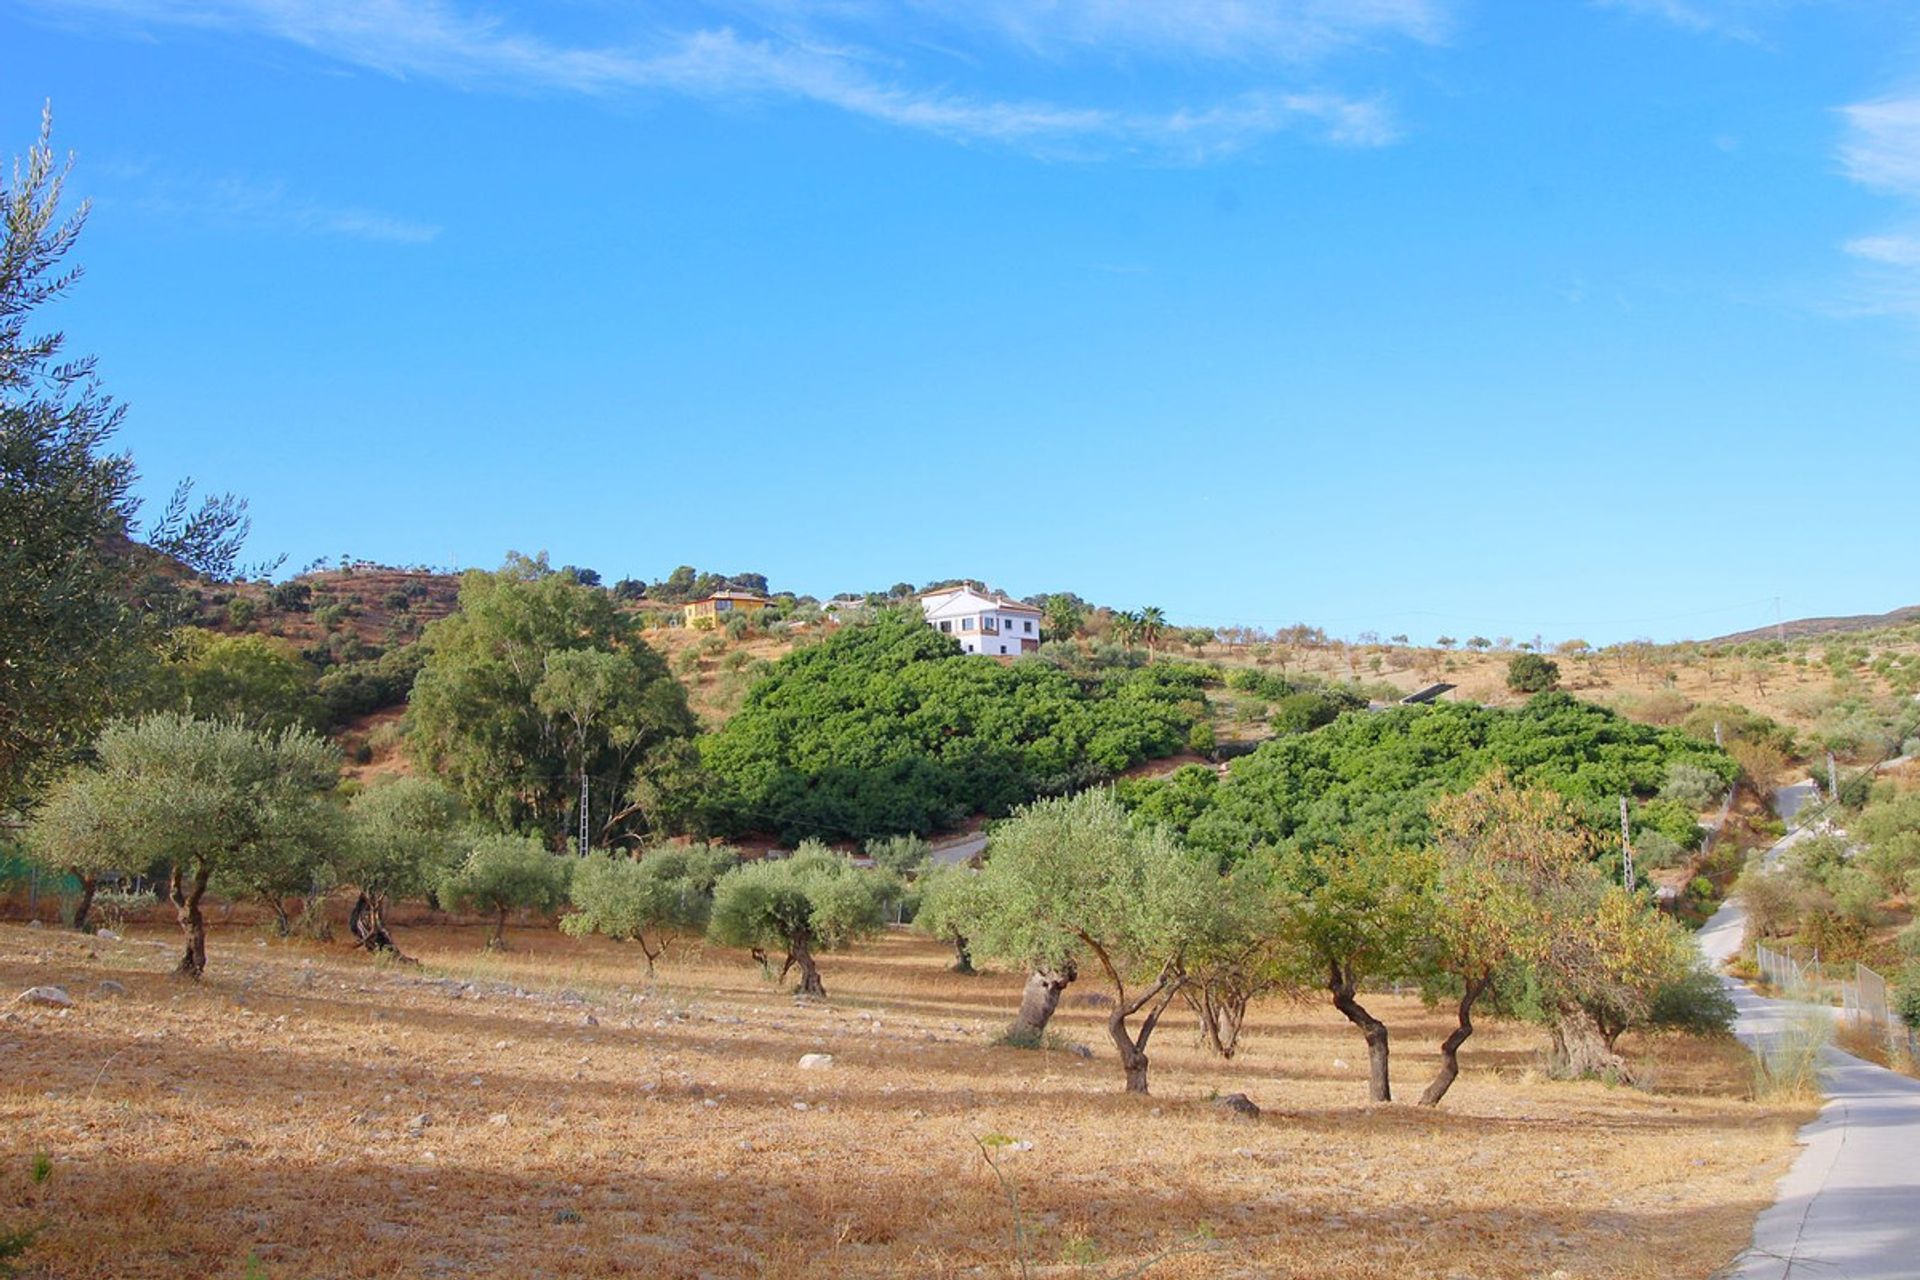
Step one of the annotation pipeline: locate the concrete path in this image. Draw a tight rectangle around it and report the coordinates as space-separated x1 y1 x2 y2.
1696 792 1920 1280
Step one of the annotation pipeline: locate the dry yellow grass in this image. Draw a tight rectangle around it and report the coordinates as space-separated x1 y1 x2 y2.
0 921 1807 1279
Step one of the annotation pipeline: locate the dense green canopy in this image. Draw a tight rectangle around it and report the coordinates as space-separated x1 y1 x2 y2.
1130 693 1735 864
699 609 1202 843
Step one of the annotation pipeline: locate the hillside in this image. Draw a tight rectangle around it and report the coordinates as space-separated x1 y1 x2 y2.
1710 605 1920 644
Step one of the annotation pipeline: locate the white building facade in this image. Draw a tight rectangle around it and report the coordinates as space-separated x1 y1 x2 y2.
919 586 1044 657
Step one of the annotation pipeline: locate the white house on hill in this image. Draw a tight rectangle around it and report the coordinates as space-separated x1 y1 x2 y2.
920 586 1043 657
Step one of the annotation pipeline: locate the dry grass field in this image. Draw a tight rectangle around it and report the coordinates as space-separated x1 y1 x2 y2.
0 920 1806 1279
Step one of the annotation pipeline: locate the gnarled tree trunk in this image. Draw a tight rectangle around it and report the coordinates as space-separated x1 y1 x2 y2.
1106 972 1185 1095
171 862 211 980
1549 1001 1632 1082
1419 972 1493 1107
1009 963 1075 1043
69 873 98 933
489 904 509 949
950 935 975 975
787 931 826 998
1329 963 1391 1102
350 891 413 961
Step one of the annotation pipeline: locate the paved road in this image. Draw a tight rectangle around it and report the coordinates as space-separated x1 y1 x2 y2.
1696 788 1920 1280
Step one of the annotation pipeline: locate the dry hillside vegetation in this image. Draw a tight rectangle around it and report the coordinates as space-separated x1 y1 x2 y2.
0 923 1803 1279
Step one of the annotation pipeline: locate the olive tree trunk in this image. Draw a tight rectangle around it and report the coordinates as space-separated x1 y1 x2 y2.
69 873 98 933
1419 972 1493 1108
1009 963 1075 1043
170 862 211 980
349 891 413 961
488 904 509 949
951 935 975 975
1328 962 1391 1103
787 931 826 998
1549 1001 1633 1082
1106 972 1185 1095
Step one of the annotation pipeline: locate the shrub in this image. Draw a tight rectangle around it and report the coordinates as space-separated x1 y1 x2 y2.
1506 653 1560 694
1896 963 1920 1029
226 597 258 629
1659 761 1725 810
266 580 311 613
1647 959 1736 1038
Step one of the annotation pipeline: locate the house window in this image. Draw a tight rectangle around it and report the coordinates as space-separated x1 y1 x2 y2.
938 620 951 633
961 618 973 630
1024 620 1033 633
999 645 1008 654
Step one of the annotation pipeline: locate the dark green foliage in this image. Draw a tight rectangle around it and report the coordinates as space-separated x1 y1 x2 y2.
699 611 1201 843
1506 653 1561 694
266 580 312 613
314 643 425 728
1144 694 1733 864
1896 964 1920 1030
1646 959 1737 1037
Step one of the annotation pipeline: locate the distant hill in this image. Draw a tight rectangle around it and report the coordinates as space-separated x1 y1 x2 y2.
1710 606 1920 645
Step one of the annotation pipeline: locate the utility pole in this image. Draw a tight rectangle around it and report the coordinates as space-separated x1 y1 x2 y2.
1827 752 1839 802
1619 796 1635 894
578 768 590 858
1714 720 1723 748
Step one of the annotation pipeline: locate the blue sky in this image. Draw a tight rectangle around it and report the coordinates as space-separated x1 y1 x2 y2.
4 0 1917 644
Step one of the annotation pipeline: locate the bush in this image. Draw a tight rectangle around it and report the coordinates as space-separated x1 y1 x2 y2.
1506 653 1561 694
266 580 311 613
1648 959 1736 1038
1659 761 1725 810
226 596 258 629
1896 963 1920 1029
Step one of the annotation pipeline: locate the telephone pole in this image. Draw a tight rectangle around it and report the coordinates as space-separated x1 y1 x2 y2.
1619 796 1635 894
578 769 590 858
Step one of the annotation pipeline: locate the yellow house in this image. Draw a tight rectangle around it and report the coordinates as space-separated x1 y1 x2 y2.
683 591 771 629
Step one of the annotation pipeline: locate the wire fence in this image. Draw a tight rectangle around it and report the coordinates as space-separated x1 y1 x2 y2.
1840 961 1920 1061
1754 942 1821 999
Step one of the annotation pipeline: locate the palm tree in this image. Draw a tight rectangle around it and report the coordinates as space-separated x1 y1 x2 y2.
1044 594 1083 644
1139 606 1167 659
1110 610 1140 649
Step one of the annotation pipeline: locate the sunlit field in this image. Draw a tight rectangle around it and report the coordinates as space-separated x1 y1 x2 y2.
0 919 1804 1279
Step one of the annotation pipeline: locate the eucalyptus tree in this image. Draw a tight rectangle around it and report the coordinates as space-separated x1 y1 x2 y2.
408 555 695 845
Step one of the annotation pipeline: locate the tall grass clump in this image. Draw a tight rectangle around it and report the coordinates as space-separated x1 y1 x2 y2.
1750 1008 1832 1101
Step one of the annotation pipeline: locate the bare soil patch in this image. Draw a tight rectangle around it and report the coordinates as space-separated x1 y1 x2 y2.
0 924 1803 1278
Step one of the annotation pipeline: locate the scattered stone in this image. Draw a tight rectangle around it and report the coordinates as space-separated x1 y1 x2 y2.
700 1098 719 1109
95 929 122 941
1215 1093 1262 1121
554 1209 583 1225
93 980 128 998
26 920 42 930
581 1013 598 1027
16 986 72 1009
797 1053 834 1070
792 1102 809 1111
214 1137 253 1152
487 1113 510 1128
1067 1044 1094 1059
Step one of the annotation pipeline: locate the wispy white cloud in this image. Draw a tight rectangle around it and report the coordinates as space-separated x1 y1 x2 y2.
901 0 1449 64
129 171 441 244
24 0 1411 158
1836 95 1920 317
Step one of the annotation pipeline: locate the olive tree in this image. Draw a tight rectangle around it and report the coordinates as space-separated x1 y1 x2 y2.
23 767 131 931
38 713 342 978
1265 837 1435 1103
971 790 1223 1094
438 833 571 949
1418 771 1594 1105
707 843 888 998
562 844 739 974
913 862 986 973
342 777 463 956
